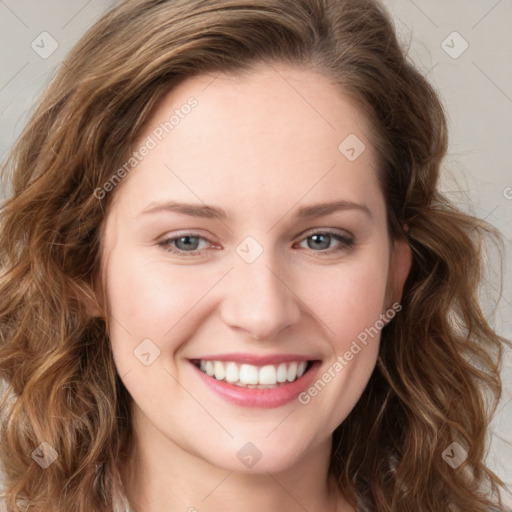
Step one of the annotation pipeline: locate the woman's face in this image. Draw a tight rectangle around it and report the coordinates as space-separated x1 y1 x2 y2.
99 63 410 473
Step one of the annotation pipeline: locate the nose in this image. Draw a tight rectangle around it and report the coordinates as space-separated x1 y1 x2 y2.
220 254 301 341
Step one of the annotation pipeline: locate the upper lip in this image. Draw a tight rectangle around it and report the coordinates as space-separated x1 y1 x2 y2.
190 353 319 365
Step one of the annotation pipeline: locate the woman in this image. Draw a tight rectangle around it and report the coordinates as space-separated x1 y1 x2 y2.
0 0 510 511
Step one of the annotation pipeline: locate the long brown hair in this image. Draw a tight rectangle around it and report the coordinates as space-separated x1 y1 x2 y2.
0 0 509 510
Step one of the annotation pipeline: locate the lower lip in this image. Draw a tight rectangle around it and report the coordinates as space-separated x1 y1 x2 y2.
191 361 321 408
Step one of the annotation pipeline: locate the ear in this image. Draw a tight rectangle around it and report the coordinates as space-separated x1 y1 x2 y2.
385 236 412 309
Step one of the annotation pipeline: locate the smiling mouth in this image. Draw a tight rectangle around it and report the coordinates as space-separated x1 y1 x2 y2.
190 359 314 389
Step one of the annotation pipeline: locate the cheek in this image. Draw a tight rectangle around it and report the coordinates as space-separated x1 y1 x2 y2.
314 254 390 351
299 251 389 424
103 249 217 360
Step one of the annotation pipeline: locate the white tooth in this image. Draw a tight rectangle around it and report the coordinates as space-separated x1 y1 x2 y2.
205 361 215 377
239 364 259 385
200 360 206 371
276 363 288 383
297 361 307 378
225 362 239 383
259 365 277 385
287 362 298 382
214 361 226 380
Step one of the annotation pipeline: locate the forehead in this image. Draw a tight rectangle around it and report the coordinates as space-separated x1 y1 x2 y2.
108 63 383 222
140 63 374 156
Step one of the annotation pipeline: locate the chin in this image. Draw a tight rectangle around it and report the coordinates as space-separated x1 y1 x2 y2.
196 432 324 475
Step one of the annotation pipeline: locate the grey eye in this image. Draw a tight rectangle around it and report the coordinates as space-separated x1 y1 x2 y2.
174 236 202 251
307 233 333 250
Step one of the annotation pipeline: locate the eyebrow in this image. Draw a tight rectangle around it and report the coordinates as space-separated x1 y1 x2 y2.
140 199 372 220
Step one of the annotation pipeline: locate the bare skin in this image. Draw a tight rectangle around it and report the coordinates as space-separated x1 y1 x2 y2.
96 62 411 512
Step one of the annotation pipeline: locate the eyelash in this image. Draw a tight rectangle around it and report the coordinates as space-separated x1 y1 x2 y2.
157 229 355 257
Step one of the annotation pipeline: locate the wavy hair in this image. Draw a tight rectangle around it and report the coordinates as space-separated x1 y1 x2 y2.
0 0 510 510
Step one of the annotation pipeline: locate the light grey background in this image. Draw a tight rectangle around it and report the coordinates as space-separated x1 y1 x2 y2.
0 0 511 505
